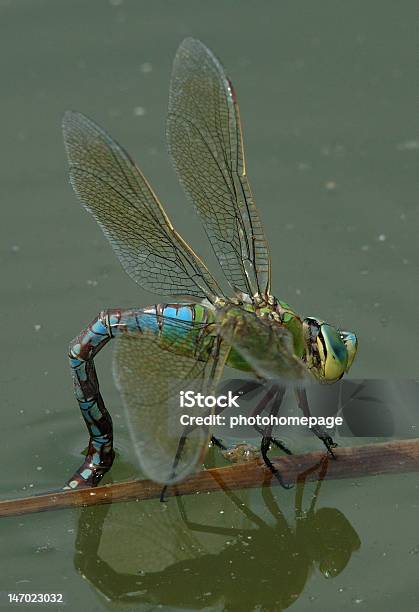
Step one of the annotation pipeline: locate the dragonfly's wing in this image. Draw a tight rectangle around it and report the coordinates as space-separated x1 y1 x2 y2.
113 315 230 484
63 111 224 303
167 38 271 301
95 499 214 575
217 307 311 382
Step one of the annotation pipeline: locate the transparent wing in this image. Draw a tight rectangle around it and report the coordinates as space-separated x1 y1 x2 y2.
167 37 271 300
63 111 223 302
113 315 230 485
96 499 213 574
217 306 312 382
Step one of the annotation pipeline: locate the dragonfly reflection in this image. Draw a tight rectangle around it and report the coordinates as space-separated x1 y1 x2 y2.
74 459 361 609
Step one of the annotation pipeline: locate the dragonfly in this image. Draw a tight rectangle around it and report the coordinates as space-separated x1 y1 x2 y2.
62 38 358 491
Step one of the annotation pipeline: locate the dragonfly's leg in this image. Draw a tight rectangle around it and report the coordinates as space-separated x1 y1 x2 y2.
66 308 147 489
177 473 270 533
210 436 227 450
159 429 191 503
259 386 292 489
294 387 338 458
251 385 292 455
249 384 292 454
161 409 226 501
269 436 292 455
250 384 276 418
160 415 214 501
260 437 292 490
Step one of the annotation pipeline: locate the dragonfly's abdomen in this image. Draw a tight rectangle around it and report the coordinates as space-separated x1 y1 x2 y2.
66 302 215 489
153 302 215 357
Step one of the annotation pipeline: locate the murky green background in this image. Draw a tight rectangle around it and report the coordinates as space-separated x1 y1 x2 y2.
1 0 418 610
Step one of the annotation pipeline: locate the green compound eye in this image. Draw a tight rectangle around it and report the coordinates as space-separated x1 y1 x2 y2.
318 324 348 382
339 330 358 372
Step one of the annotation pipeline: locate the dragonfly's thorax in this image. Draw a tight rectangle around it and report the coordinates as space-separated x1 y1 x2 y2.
270 297 305 359
222 294 305 360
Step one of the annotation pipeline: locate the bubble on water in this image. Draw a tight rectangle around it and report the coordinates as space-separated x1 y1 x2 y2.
397 139 419 151
141 62 152 74
378 234 387 242
298 161 310 170
35 544 55 554
34 324 41 332
133 106 146 117
325 180 337 191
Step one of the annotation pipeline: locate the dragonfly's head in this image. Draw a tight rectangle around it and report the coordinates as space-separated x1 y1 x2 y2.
302 317 358 383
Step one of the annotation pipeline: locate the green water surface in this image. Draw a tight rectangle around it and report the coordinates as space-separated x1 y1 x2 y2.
1 1 418 610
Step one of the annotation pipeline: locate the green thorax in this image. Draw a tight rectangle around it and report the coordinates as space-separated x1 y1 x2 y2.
156 299 304 374
226 297 305 372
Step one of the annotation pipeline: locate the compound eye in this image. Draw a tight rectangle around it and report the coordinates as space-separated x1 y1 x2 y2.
340 330 358 371
320 324 348 382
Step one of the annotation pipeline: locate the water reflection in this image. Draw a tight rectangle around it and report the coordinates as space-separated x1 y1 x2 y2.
74 458 360 610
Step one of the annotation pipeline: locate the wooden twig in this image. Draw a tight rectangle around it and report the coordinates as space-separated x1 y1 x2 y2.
1 438 418 518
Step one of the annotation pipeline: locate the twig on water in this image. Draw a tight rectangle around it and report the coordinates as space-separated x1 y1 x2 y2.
1 438 418 518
